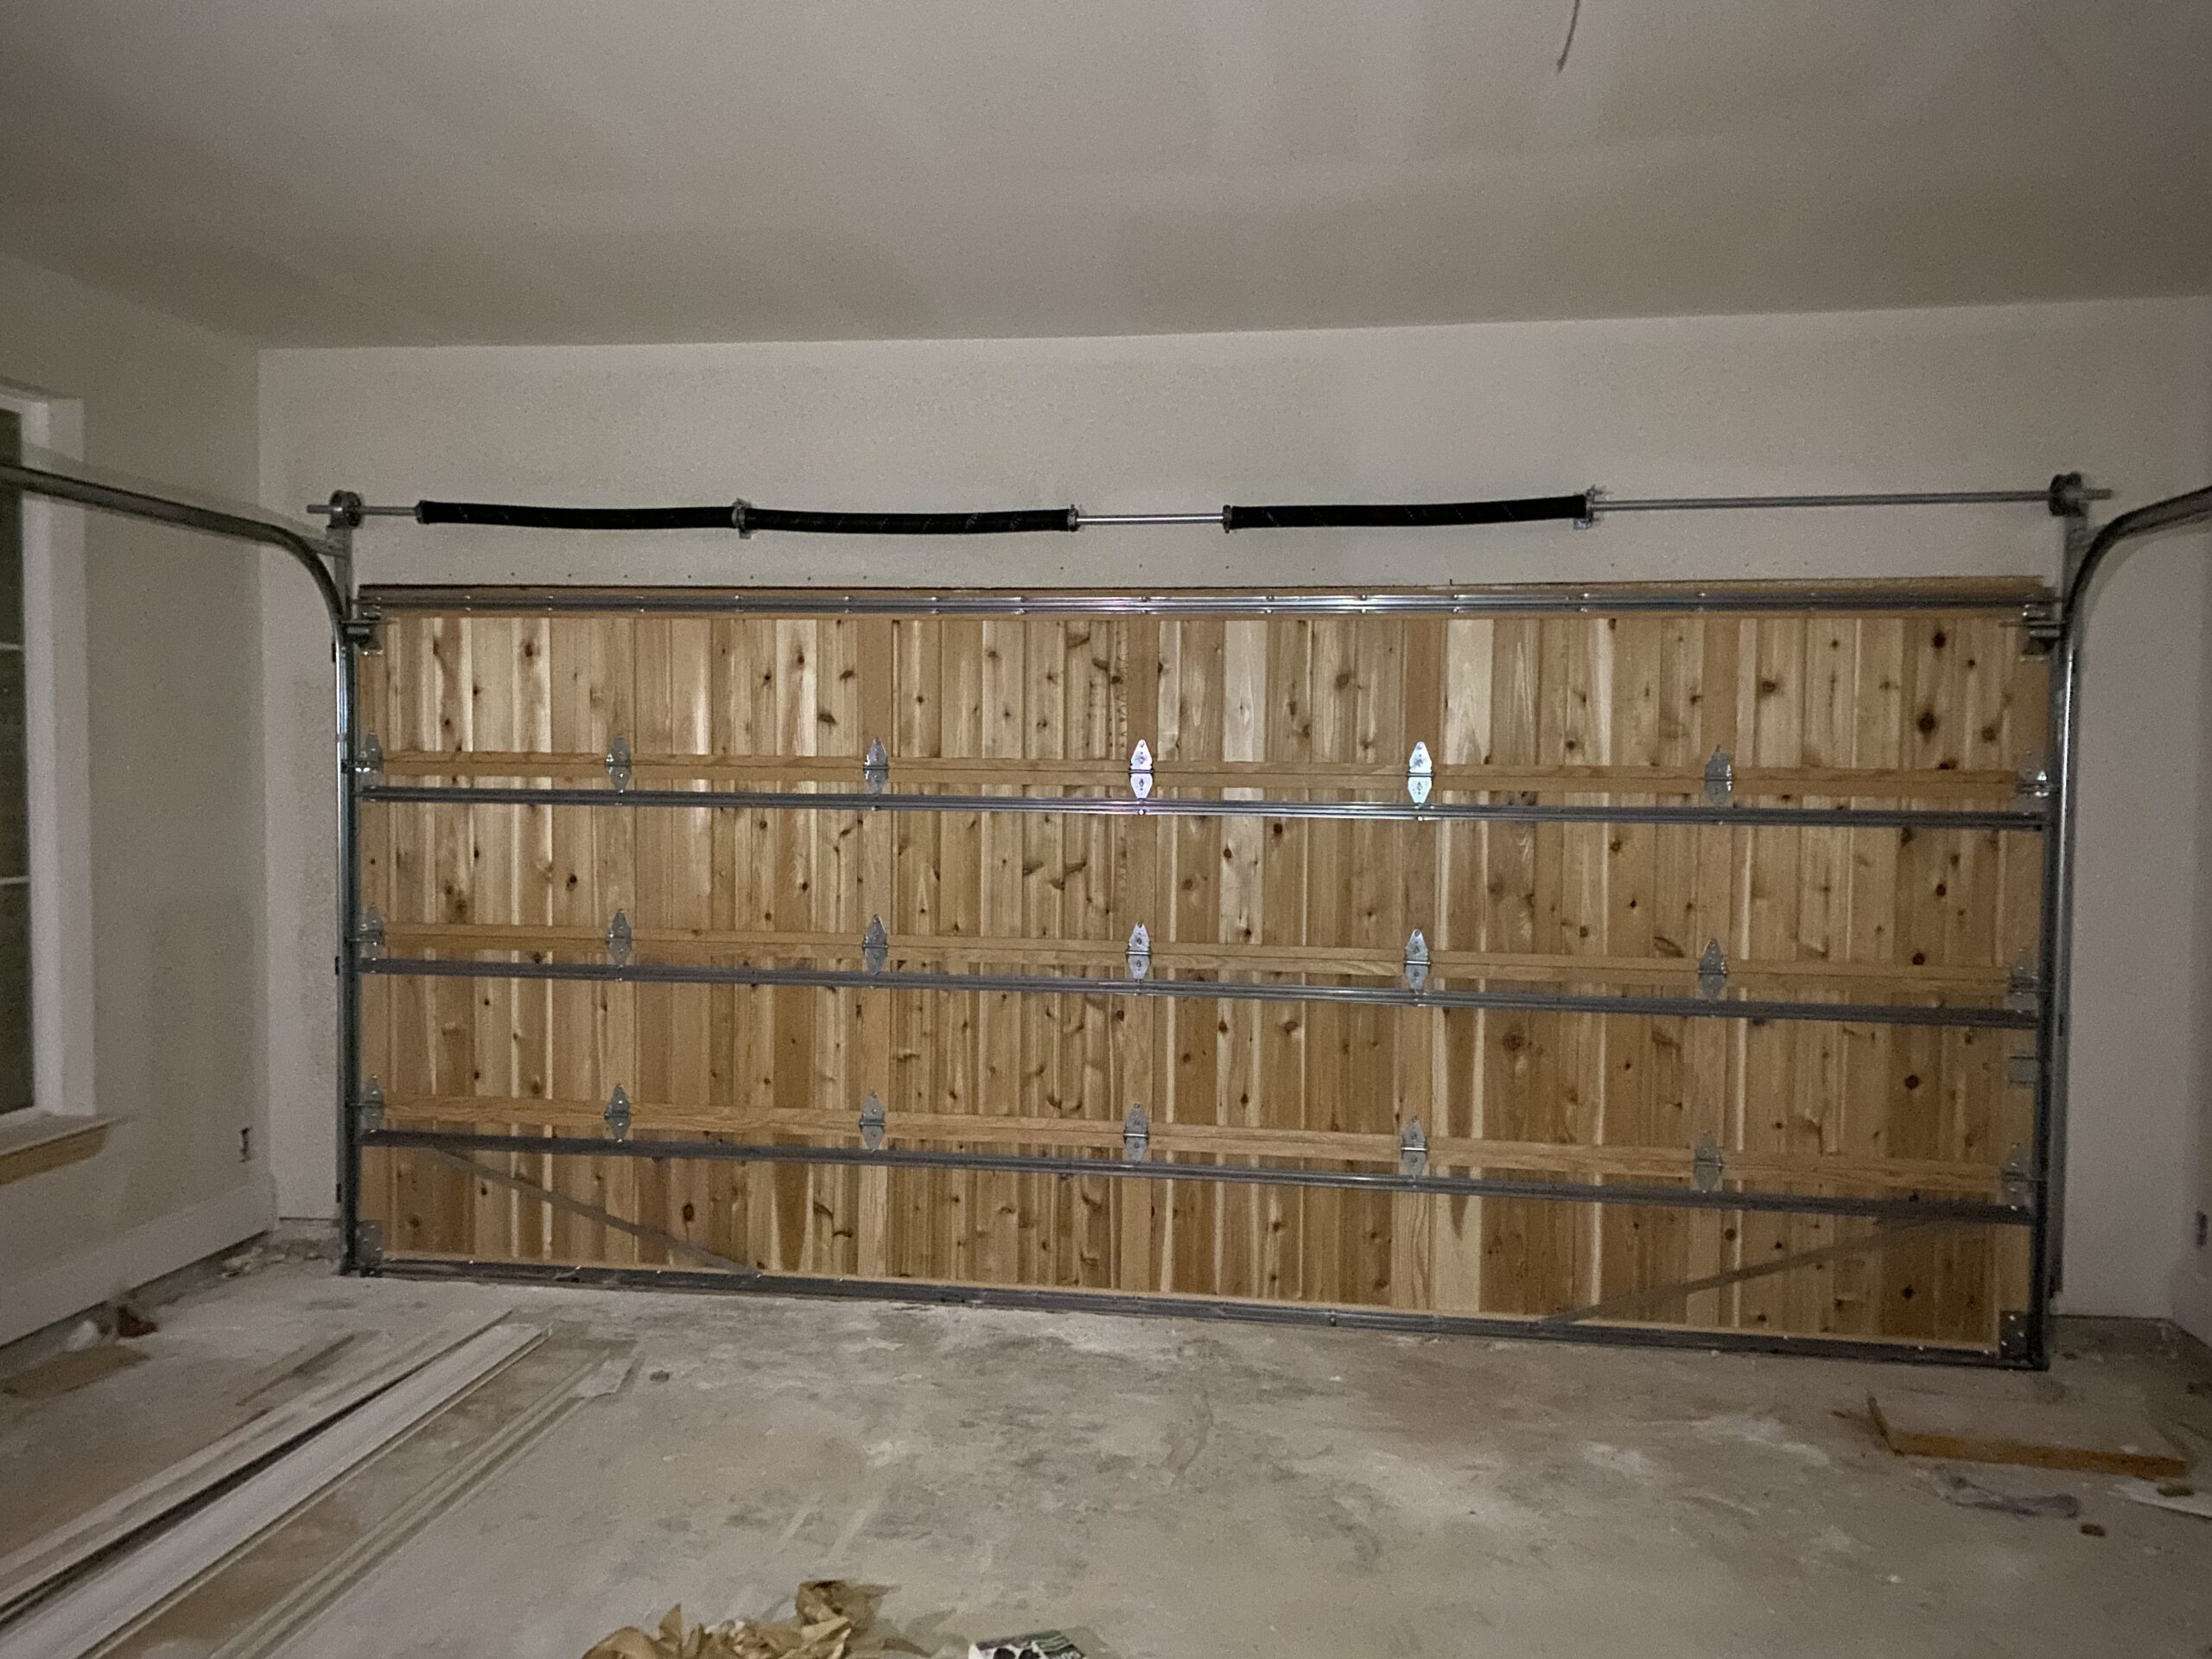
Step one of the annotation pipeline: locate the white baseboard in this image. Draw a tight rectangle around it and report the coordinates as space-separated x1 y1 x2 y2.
2174 1258 2212 1350
0 1176 275 1348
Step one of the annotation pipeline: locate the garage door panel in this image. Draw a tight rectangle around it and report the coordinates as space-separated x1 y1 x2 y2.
358 584 2048 1354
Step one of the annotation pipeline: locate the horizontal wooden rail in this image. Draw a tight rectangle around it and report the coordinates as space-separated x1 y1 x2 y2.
374 748 2026 802
378 922 2019 993
375 1096 2009 1194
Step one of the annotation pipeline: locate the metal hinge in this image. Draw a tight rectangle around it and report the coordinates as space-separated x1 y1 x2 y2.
1998 1309 2033 1363
1407 741 1433 805
2015 762 2052 805
2000 1143 2037 1205
863 737 889 795
863 915 888 974
2005 957 2040 1011
1404 929 1430 991
1128 740 1154 800
2005 1051 2040 1089
355 1077 385 1134
1703 747 1733 809
1696 939 1728 1000
340 608 383 653
859 1091 886 1151
604 734 633 792
606 909 633 967
603 1084 632 1142
1123 1103 1150 1163
352 733 384 783
1399 1118 1427 1177
1691 1133 1726 1192
1127 922 1152 981
353 906 386 961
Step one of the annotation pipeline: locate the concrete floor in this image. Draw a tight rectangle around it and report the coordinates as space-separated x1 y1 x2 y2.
6 1261 2211 1659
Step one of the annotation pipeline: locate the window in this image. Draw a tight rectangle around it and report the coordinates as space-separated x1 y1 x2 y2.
0 404 27 1113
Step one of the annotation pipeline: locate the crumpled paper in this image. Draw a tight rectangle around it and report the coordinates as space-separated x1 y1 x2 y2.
586 1580 931 1659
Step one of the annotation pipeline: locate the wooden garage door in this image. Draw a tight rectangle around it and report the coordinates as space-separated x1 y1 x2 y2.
356 582 2047 1355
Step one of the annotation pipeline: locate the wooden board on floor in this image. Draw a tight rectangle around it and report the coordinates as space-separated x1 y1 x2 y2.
1869 1391 2190 1478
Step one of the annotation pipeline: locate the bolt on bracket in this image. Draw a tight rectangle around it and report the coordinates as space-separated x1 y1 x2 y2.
860 1091 886 1151
1696 939 1728 1000
1127 922 1152 981
863 915 889 973
606 909 633 967
353 732 384 783
2014 762 2053 805
353 906 386 962
603 1084 632 1142
1128 740 1154 801
1399 1117 1427 1178
1407 741 1433 805
1404 929 1430 991
2005 957 2040 1011
604 734 633 792
863 738 889 795
1691 1133 1726 1193
355 1077 385 1134
1123 1103 1150 1163
1703 747 1734 809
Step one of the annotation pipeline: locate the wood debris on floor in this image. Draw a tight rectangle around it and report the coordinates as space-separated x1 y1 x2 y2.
585 1581 929 1659
1868 1389 2190 1479
2 1342 143 1400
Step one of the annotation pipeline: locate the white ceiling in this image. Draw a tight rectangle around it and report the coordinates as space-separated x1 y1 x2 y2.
1 1 2208 346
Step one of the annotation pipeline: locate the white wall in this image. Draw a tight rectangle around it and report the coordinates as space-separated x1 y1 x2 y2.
0 251 272 1344
260 297 2212 1320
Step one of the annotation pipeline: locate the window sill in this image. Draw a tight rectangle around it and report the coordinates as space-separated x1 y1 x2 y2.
0 1114 112 1189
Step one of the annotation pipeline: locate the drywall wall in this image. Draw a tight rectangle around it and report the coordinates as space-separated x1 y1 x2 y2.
259 296 2212 1321
0 251 271 1345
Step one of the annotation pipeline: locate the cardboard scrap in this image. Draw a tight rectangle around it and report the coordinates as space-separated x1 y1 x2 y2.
586 1580 930 1659
2113 1477 2212 1520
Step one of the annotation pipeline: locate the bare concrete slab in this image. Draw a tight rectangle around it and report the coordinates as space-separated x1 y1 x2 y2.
6 1261 2209 1659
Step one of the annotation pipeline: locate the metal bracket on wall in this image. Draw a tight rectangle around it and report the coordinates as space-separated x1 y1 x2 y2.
2019 599 2064 655
1407 741 1433 805
863 738 889 795
352 1218 385 1273
355 1077 385 1134
604 734 633 792
1127 922 1152 981
352 733 384 784
603 1085 632 1142
1399 1118 1427 1178
606 910 633 967
1404 930 1430 991
1692 1133 1726 1192
859 1092 886 1151
353 906 386 962
1703 747 1733 808
1696 940 1728 1000
1128 740 1154 800
1123 1104 1150 1163
863 915 888 973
